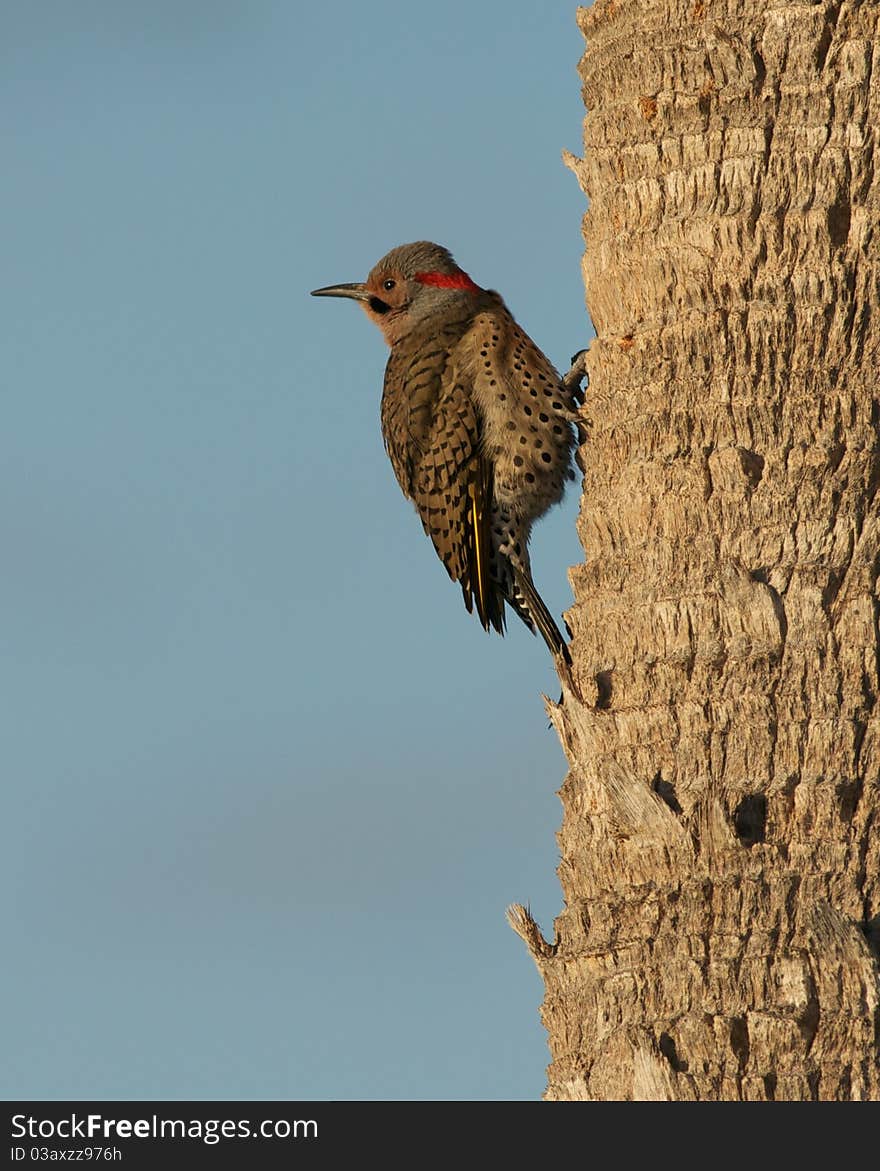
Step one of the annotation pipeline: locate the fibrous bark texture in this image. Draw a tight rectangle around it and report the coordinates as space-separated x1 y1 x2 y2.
533 0 880 1100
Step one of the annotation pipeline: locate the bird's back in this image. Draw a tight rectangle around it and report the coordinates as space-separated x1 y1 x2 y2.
380 297 484 498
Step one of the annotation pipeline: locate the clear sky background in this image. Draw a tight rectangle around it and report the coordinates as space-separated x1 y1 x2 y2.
4 1 594 1100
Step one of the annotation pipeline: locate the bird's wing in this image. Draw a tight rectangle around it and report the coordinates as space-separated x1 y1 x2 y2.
381 345 502 632
464 446 503 633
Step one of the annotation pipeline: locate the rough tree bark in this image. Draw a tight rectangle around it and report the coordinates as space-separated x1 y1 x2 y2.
510 0 880 1100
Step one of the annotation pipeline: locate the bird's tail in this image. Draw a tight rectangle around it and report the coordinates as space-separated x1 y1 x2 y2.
463 461 506 636
508 564 571 664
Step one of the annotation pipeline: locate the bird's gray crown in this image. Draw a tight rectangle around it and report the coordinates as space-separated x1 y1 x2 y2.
368 241 458 281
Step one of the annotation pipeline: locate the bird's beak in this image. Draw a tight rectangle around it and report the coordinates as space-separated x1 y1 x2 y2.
310 282 369 301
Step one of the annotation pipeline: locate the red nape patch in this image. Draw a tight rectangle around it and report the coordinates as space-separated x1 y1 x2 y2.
414 269 481 293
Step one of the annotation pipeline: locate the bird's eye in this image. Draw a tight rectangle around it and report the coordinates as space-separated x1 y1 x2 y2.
383 279 396 291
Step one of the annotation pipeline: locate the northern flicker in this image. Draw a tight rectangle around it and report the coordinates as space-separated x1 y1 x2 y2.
311 241 584 672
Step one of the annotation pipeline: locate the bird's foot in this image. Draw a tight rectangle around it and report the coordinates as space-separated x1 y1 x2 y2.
562 349 589 403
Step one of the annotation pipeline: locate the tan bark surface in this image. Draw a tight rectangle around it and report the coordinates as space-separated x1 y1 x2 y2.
519 0 880 1100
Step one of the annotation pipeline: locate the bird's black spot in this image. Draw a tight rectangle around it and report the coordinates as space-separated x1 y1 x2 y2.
541 452 551 462
525 473 535 483
514 455 524 467
524 406 532 416
520 436 527 445
530 388 538 397
369 296 390 314
539 412 549 422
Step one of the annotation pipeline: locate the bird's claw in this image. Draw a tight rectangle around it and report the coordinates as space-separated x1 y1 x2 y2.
562 349 589 402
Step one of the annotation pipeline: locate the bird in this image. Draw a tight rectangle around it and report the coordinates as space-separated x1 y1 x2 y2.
311 241 585 675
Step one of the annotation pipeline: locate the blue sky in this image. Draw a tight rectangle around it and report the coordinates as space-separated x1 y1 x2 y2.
3 1 593 1100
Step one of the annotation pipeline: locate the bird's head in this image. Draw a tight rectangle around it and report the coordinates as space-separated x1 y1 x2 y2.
311 241 482 345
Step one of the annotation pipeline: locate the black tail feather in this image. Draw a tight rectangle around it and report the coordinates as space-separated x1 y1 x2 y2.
509 566 571 664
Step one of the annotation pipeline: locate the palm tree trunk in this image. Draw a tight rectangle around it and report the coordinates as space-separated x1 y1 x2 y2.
512 0 880 1101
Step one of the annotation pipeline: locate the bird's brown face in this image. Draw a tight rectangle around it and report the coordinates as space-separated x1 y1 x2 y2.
311 268 415 346
361 269 410 321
